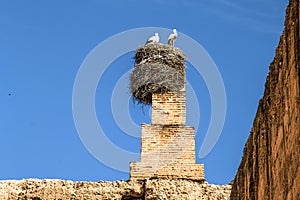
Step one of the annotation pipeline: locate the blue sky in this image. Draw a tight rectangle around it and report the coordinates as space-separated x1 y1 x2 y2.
0 0 288 184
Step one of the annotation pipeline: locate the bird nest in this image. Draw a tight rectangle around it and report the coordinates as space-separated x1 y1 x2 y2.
130 44 186 105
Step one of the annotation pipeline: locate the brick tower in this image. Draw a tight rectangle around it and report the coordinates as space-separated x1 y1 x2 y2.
130 44 204 181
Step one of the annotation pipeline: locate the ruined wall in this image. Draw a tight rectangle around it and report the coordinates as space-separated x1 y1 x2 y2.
151 91 186 125
0 179 143 200
230 0 300 199
130 124 204 180
130 91 204 181
2 2 298 199
0 178 231 200
129 41 205 181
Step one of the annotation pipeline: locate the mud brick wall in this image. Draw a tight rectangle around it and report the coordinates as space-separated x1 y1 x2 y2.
230 0 300 199
0 179 231 200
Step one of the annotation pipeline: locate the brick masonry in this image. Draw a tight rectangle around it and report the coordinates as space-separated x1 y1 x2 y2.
130 88 204 181
152 91 186 125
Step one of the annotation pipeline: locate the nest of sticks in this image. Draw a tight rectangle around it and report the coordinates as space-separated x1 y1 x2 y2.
130 43 186 105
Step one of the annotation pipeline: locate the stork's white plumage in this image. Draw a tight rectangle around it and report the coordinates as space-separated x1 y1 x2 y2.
168 29 177 46
146 33 159 44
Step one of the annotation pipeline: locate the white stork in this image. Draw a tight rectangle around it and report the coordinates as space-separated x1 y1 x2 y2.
146 33 159 44
168 29 177 46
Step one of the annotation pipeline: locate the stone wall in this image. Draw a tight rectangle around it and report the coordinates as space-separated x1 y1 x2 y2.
230 0 300 199
0 178 231 200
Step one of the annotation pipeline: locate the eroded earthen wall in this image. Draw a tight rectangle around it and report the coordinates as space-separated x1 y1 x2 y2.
230 0 300 199
0 179 231 200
